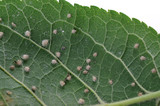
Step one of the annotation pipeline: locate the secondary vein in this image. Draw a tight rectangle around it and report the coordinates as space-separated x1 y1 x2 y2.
0 66 47 106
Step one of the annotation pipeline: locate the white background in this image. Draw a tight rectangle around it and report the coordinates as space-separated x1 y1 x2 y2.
66 0 160 33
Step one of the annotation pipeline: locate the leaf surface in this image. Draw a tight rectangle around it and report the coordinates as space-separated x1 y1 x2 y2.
0 0 160 106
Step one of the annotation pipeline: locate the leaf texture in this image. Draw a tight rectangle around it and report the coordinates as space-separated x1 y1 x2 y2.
0 0 160 106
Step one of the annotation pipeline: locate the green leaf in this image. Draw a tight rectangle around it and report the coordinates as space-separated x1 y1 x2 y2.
0 0 160 106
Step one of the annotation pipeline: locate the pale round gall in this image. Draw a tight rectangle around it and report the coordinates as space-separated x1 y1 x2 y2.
32 86 37 91
53 29 57 34
6 90 12 95
55 52 61 58
11 22 16 27
10 65 15 70
86 59 91 64
140 56 146 61
83 70 88 75
78 98 85 105
84 88 89 93
86 65 91 70
138 92 143 96
77 66 82 71
131 82 135 87
22 54 29 60
92 76 97 82
16 60 22 66
71 29 76 34
25 30 31 37
60 81 65 87
67 13 72 18
0 32 4 39
151 68 157 73
51 59 57 64
24 66 30 72
134 43 139 49
93 52 97 57
42 39 49 47
109 80 113 85
66 75 71 81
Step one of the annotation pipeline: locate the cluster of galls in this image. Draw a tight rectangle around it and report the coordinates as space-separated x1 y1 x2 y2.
59 73 89 105
133 43 157 96
134 43 157 73
9 54 30 72
9 54 38 93
59 74 72 87
77 52 98 80
0 13 156 105
0 14 80 104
